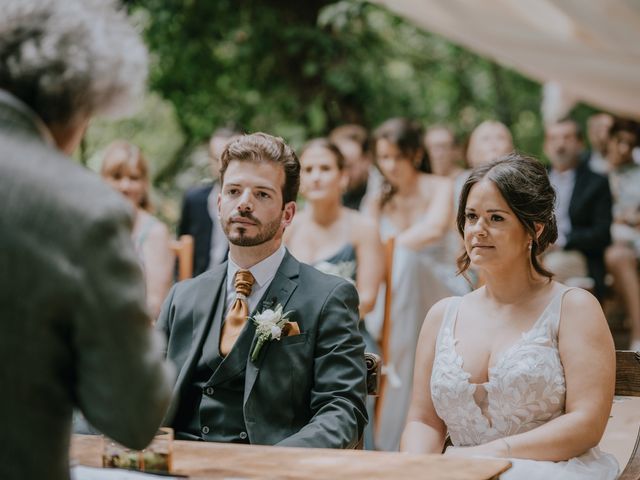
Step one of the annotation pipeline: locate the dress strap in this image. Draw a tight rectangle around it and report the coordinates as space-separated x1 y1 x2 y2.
547 286 577 337
435 297 462 345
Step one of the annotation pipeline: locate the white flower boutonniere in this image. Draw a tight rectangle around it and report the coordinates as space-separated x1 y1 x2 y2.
250 304 299 362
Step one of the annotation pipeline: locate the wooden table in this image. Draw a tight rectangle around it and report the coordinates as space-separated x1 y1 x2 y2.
71 434 511 479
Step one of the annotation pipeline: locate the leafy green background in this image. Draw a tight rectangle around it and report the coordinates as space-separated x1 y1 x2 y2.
80 0 598 228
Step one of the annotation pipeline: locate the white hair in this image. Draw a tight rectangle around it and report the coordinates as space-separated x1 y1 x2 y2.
0 0 148 125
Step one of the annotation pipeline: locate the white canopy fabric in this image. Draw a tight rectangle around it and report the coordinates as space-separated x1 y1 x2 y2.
372 0 640 121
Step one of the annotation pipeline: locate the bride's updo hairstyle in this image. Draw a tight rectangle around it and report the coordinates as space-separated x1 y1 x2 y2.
456 153 558 279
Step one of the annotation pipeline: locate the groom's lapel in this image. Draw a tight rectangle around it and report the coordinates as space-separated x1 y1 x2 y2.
243 250 300 405
173 263 227 394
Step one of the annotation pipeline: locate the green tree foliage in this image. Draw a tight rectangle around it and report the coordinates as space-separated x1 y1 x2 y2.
128 0 548 181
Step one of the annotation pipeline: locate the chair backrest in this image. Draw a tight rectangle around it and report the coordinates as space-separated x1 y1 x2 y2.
171 234 194 281
616 350 640 480
365 352 382 397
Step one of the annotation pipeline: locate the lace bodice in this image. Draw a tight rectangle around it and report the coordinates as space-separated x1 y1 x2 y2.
431 289 571 447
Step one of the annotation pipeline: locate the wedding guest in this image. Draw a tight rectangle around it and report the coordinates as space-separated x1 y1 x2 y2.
157 133 367 448
363 118 469 451
542 118 612 299
423 125 465 180
285 138 384 449
286 138 383 316
585 112 614 175
0 2 174 479
402 153 618 479
605 118 640 350
330 124 383 211
100 140 174 320
424 125 469 275
178 126 242 276
466 120 514 168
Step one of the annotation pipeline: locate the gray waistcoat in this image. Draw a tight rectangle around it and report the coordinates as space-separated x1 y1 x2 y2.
174 281 268 443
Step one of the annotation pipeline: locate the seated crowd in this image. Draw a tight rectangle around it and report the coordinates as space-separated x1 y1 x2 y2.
3 1 640 479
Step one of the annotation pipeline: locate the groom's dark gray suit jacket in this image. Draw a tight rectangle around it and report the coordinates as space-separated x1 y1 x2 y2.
157 250 368 449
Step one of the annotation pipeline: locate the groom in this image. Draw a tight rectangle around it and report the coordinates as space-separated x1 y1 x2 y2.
157 133 367 448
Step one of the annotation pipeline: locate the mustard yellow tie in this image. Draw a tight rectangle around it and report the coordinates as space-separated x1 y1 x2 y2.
220 270 255 356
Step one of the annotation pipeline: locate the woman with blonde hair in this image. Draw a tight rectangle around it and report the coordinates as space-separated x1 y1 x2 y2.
101 140 174 319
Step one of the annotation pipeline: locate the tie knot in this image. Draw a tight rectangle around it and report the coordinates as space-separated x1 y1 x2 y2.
234 269 255 298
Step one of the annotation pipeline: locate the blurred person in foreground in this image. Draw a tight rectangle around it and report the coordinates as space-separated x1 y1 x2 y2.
542 118 612 300
157 133 367 448
604 118 640 349
402 154 618 479
100 141 174 320
0 1 174 479
178 126 242 277
329 124 382 211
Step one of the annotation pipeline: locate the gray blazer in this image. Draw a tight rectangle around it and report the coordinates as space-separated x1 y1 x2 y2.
0 92 174 480
157 251 368 448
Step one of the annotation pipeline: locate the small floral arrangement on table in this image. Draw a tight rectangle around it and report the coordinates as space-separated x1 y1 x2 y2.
250 304 299 362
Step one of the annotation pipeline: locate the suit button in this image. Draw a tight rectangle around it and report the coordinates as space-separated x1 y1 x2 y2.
202 426 210 434
239 431 248 440
204 386 214 396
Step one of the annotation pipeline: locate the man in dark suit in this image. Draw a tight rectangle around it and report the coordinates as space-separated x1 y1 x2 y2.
158 133 367 448
543 118 612 299
178 127 241 276
0 2 174 480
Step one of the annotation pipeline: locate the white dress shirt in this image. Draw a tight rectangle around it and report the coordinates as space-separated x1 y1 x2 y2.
225 245 286 314
549 168 576 248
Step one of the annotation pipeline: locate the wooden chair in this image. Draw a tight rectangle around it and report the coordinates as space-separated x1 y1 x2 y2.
355 352 382 449
170 234 194 281
375 238 395 425
615 350 640 480
365 352 382 397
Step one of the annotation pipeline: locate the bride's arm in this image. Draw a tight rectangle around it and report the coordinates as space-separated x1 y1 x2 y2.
395 176 453 251
400 298 449 454
447 288 616 461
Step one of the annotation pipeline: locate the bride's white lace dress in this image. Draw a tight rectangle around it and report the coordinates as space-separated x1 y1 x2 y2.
431 288 619 479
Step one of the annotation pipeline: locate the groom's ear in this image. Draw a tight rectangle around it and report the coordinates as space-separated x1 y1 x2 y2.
281 201 296 228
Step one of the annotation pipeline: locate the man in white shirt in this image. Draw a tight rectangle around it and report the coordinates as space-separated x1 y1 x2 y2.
157 133 367 448
543 119 612 299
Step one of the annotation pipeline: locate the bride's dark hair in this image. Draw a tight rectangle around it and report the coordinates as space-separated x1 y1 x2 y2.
456 152 558 279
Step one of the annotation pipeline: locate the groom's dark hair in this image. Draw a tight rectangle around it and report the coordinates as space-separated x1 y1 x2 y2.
219 132 300 206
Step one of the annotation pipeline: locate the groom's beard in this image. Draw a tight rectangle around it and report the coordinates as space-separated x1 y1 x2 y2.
224 210 282 247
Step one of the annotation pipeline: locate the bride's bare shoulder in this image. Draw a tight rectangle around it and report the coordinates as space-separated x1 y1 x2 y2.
422 296 461 336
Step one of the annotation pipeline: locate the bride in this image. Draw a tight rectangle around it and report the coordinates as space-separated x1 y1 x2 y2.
401 153 619 479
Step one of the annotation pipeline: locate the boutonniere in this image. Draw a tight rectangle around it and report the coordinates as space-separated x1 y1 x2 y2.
250 304 300 362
